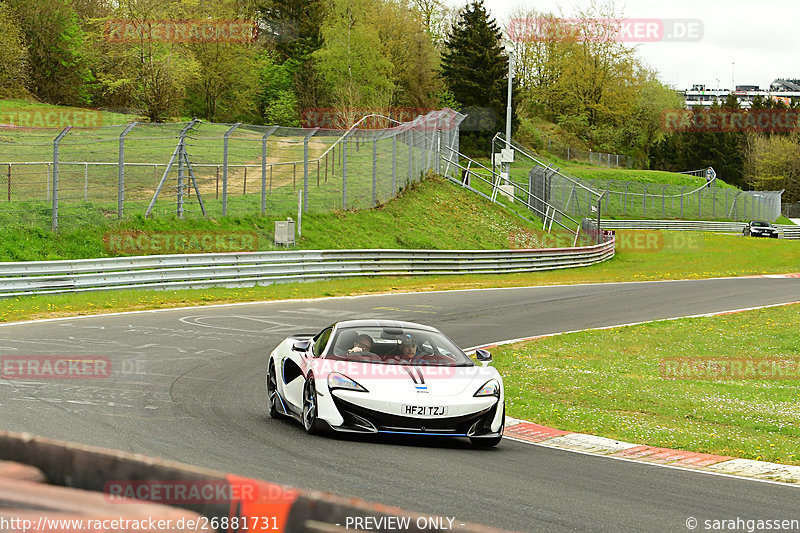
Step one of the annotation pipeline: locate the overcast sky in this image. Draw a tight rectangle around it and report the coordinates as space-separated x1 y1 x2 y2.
447 0 797 91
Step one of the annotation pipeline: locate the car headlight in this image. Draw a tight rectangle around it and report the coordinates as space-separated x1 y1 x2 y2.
328 372 368 392
474 379 500 397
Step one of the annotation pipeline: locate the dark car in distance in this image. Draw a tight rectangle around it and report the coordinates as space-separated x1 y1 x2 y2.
743 220 779 238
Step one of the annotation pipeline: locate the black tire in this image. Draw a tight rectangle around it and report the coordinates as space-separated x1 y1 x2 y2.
267 361 284 419
302 375 320 435
469 405 505 448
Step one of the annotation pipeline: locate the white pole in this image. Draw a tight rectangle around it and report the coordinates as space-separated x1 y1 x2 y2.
505 49 514 151
297 189 302 239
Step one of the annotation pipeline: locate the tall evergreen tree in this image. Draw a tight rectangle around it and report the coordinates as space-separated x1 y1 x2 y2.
441 0 516 152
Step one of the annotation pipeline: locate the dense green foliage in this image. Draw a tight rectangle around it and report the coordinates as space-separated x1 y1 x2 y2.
441 0 516 152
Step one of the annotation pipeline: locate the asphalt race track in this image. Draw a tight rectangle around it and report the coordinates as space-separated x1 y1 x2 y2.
2 277 800 532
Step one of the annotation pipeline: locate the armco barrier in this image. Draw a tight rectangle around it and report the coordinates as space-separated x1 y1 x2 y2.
0 240 615 297
594 219 800 238
0 431 508 533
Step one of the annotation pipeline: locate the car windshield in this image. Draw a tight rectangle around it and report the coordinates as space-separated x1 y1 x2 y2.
327 326 474 367
751 221 771 227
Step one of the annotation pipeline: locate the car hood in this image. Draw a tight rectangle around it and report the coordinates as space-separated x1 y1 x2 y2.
311 360 499 397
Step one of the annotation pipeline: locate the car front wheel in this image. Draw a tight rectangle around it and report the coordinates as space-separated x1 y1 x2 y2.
267 361 284 419
302 376 320 435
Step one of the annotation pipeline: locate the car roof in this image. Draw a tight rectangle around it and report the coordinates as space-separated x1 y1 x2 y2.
333 319 440 332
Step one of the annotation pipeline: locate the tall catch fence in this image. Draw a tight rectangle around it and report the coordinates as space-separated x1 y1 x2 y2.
495 137 783 223
0 109 465 230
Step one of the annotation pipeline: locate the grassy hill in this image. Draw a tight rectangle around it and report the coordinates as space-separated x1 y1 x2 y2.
0 175 576 262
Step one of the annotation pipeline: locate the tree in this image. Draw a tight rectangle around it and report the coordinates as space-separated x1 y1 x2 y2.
373 1 439 109
6 0 92 105
258 53 300 125
255 0 326 61
255 0 328 114
313 0 393 127
0 2 28 98
177 0 264 122
87 0 199 121
441 0 515 151
742 131 800 201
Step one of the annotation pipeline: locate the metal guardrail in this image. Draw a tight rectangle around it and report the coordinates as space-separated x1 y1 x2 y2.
595 219 800 238
0 241 615 298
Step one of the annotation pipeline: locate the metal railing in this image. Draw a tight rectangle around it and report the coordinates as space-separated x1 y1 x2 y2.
0 239 615 297
594 219 800 238
490 133 605 241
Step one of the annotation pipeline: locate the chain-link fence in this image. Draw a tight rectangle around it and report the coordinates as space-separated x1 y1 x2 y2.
536 135 644 169
0 109 465 230
494 137 783 223
585 179 782 221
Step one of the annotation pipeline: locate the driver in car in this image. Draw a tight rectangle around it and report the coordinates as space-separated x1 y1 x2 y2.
347 334 374 354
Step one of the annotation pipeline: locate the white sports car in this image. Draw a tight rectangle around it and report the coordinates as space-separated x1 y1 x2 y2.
266 320 505 447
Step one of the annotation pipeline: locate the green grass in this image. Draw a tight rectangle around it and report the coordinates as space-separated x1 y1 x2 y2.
0 175 576 261
2 229 800 323
493 303 800 465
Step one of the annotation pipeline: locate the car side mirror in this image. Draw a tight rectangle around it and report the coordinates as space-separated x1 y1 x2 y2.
292 340 312 352
475 349 492 366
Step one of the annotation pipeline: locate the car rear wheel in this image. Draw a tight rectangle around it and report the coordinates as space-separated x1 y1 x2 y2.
267 361 284 419
302 376 320 435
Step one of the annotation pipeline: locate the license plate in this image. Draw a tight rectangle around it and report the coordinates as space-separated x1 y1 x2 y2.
402 405 448 416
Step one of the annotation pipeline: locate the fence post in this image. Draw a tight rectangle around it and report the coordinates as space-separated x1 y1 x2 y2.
51 127 71 231
408 126 414 184
118 122 137 220
725 188 729 215
342 131 349 209
642 183 648 216
392 134 397 196
567 146 570 161
435 118 442 173
712 188 716 218
261 126 278 215
177 138 184 219
698 188 702 218
6 163 10 201
222 123 241 216
623 182 629 215
662 185 667 218
680 186 687 217
372 136 378 207
303 128 318 213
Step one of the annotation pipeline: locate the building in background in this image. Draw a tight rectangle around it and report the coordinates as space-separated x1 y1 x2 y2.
683 79 800 109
